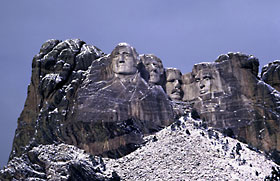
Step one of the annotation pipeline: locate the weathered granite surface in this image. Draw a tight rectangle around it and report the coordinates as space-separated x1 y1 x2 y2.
182 52 280 161
10 40 175 161
1 144 119 180
71 44 174 157
6 39 280 180
261 60 280 92
3 116 279 180
10 39 104 160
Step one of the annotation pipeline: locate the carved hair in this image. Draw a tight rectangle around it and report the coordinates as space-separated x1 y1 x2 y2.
110 42 140 63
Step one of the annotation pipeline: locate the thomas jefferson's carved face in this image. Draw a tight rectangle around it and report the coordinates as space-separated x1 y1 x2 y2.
166 69 183 100
142 56 164 84
111 45 137 75
195 70 212 95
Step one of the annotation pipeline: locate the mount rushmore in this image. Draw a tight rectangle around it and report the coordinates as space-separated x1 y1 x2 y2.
2 39 280 179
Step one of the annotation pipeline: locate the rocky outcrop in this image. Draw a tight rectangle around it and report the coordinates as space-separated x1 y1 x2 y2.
3 116 278 180
10 40 175 161
1 144 119 180
261 60 280 92
6 39 280 179
182 52 280 162
10 39 104 160
103 115 277 180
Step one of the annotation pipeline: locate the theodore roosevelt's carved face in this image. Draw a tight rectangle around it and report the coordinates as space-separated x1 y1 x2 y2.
165 68 183 100
111 43 138 75
141 55 164 84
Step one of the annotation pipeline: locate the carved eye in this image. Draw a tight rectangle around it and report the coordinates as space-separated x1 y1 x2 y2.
113 52 120 58
203 76 211 81
195 78 200 82
123 52 131 57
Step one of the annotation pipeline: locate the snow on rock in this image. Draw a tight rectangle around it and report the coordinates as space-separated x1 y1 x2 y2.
1 116 279 180
104 115 277 180
0 143 119 181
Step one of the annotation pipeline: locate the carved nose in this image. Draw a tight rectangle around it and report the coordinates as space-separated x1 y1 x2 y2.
174 80 180 88
151 64 157 70
119 55 125 63
200 84 205 89
151 69 158 73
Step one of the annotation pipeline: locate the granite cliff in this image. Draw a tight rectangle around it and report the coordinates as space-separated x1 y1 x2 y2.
2 39 280 180
182 53 280 163
9 40 174 160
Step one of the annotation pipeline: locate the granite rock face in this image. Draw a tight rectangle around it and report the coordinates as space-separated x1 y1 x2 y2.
1 144 118 180
182 52 280 160
6 39 280 179
70 45 174 157
261 60 280 92
10 39 104 159
10 40 175 161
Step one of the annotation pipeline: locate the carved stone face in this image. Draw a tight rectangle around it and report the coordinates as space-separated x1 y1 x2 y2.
111 44 138 75
195 70 212 95
142 55 164 84
165 68 183 100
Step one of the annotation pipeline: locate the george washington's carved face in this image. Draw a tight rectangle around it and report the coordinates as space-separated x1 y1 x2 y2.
165 68 183 100
111 43 138 75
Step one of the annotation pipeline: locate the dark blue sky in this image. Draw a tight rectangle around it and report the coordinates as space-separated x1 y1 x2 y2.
1 0 280 168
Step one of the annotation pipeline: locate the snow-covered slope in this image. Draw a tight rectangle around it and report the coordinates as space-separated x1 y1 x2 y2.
1 115 278 180
104 115 277 180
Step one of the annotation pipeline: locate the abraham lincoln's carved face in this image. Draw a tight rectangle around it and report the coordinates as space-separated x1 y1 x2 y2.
195 70 212 95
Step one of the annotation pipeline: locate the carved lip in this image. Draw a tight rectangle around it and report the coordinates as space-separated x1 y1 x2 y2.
171 93 181 99
200 90 207 94
171 89 181 95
